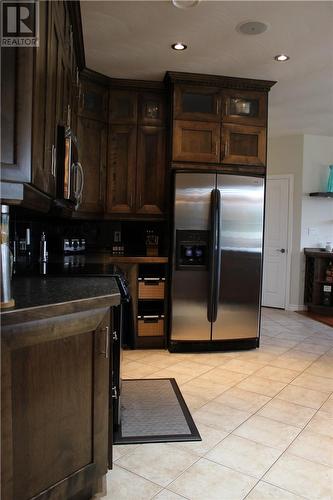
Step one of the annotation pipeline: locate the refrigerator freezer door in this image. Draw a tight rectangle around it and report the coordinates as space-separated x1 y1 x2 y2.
213 175 264 340
171 172 216 341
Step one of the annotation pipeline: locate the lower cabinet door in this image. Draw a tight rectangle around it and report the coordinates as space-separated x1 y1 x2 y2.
76 116 107 214
106 125 137 214
221 123 266 166
172 120 220 164
136 126 166 215
1 309 110 500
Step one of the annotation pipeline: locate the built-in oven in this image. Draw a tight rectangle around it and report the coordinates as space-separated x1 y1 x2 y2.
56 125 84 208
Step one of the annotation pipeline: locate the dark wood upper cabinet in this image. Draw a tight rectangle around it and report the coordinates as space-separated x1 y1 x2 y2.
109 90 137 124
79 80 108 122
32 1 49 194
173 120 221 163
105 87 167 217
221 123 266 166
106 125 137 214
222 89 267 126
43 3 62 197
76 116 107 214
174 85 221 122
138 92 165 126
167 73 275 169
136 126 166 214
1 308 111 500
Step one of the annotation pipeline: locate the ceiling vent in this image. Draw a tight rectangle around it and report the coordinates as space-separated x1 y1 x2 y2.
236 21 269 35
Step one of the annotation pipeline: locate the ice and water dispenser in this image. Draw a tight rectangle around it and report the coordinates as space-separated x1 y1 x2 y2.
176 230 209 269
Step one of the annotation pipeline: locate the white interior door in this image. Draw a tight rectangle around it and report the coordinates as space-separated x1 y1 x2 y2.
262 177 290 308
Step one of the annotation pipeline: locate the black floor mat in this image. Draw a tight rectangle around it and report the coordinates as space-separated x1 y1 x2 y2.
114 378 201 445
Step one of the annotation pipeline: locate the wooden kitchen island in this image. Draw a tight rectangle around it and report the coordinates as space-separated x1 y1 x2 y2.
1 276 121 500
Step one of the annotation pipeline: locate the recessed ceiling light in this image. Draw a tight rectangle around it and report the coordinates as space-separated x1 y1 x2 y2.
172 0 200 9
236 21 269 35
274 54 290 62
171 42 187 51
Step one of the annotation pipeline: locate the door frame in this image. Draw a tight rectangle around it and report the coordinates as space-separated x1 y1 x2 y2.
264 174 293 310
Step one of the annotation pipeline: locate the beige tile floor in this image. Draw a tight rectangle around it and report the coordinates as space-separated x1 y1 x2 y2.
97 308 333 500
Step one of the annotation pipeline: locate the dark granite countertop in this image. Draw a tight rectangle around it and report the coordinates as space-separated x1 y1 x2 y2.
1 276 121 324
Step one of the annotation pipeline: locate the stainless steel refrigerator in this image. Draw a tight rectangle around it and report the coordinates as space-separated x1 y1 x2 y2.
169 171 265 351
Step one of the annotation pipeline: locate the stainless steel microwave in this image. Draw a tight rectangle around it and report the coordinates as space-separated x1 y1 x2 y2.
56 125 84 208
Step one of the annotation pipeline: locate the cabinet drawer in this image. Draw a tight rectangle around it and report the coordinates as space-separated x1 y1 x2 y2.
173 120 220 163
138 316 164 336
138 278 165 299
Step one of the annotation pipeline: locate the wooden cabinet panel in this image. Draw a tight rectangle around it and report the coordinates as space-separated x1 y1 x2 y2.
173 120 220 163
32 1 49 193
138 92 165 126
1 309 110 500
221 124 266 166
43 4 62 197
136 126 166 215
109 90 137 124
1 48 16 167
222 89 267 126
106 125 137 214
79 80 108 122
76 117 107 213
174 85 221 122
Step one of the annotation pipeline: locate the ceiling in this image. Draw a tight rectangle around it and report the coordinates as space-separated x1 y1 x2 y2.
81 1 333 137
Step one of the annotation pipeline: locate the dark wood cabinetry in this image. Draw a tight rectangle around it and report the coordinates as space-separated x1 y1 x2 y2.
1 0 83 208
139 92 165 126
106 124 137 214
167 73 275 170
79 79 109 122
221 123 266 166
1 307 111 500
109 90 137 124
174 85 221 122
136 126 166 214
304 249 333 316
106 88 167 218
222 89 267 126
77 116 107 213
173 120 220 163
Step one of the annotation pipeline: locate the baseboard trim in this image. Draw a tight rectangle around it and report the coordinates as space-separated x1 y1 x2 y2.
285 304 307 312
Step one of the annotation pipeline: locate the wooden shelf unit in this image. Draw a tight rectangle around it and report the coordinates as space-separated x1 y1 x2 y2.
304 249 333 316
309 192 333 198
136 263 167 348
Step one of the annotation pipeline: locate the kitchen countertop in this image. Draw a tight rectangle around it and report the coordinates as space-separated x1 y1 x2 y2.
1 275 121 325
304 248 333 258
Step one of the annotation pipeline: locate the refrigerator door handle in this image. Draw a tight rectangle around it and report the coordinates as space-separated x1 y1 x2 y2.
207 188 221 323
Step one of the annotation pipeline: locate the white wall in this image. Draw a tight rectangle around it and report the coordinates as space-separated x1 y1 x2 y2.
267 134 333 309
301 135 333 248
267 135 304 308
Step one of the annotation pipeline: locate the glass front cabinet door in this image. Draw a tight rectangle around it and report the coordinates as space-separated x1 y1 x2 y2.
174 85 221 122
222 90 267 126
109 90 138 125
139 92 165 126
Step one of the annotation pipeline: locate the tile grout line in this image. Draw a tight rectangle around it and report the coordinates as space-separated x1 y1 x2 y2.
118 313 332 499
